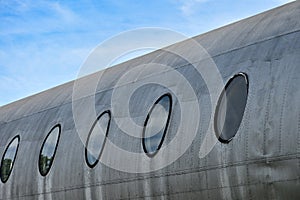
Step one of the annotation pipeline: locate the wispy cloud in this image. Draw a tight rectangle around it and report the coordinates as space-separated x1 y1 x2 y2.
0 0 294 106
175 0 210 16
0 0 93 105
48 2 77 23
0 0 80 35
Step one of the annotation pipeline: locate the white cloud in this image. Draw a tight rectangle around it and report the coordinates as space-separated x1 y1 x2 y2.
0 0 80 35
176 0 209 16
46 1 78 23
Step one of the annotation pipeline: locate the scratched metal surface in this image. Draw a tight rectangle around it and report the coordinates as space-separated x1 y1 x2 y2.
0 2 300 199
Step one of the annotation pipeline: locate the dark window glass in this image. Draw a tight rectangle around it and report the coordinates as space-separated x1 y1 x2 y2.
39 125 61 176
142 93 172 157
214 73 249 143
0 135 20 183
85 111 111 168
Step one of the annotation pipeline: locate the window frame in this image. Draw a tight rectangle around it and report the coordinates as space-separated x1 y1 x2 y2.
38 124 61 176
85 110 111 168
0 135 20 183
142 93 173 157
214 72 249 143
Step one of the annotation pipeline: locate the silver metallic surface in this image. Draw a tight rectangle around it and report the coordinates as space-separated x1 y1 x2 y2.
0 2 300 199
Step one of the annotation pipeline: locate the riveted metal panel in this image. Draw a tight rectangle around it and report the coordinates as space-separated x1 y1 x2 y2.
0 2 300 199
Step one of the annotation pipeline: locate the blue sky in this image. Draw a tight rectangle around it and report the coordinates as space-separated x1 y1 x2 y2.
0 0 294 106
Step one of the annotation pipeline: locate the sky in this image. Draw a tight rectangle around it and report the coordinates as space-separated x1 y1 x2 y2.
0 0 295 106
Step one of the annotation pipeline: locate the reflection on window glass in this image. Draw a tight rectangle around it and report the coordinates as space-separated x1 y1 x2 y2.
39 125 61 176
85 111 111 168
0 136 20 183
143 93 172 157
214 73 248 143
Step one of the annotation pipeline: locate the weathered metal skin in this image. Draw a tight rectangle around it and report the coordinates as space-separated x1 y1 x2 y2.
0 2 300 199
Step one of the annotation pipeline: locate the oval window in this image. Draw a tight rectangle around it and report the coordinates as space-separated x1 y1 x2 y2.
142 93 172 157
0 136 20 183
85 110 111 168
39 125 61 176
214 73 249 143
